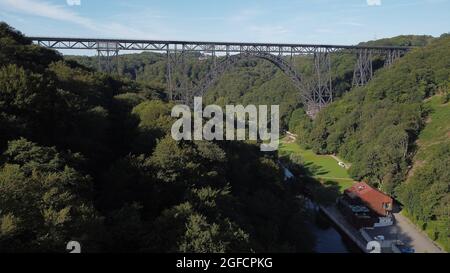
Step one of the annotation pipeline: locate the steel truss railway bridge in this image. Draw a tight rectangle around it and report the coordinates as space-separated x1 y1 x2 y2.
30 37 411 117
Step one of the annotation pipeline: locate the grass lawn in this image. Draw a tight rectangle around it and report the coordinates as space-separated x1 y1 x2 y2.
279 140 356 204
279 142 354 185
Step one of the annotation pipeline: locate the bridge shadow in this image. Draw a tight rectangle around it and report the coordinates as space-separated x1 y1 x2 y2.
279 153 339 205
311 180 342 205
303 161 330 176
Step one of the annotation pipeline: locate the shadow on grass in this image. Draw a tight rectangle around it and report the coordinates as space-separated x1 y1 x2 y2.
302 161 330 177
279 152 343 206
308 179 342 206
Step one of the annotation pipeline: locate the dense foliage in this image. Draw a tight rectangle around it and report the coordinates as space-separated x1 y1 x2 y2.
289 35 450 250
0 23 314 253
291 35 449 192
359 35 434 47
398 95 450 250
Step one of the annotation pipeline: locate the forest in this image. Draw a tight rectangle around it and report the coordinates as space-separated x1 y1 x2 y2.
0 22 314 252
1 20 449 252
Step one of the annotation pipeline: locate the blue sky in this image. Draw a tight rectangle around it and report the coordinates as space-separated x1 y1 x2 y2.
0 0 449 45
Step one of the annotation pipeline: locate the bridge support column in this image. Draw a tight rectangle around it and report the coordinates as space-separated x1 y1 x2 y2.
212 45 217 69
166 47 174 101
97 41 119 74
352 49 373 87
166 45 193 104
384 49 402 68
308 48 333 117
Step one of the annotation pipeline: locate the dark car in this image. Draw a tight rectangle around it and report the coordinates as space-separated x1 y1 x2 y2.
398 246 415 253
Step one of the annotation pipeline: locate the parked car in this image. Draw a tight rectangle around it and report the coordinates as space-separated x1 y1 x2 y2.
398 246 415 253
374 235 385 241
338 162 346 168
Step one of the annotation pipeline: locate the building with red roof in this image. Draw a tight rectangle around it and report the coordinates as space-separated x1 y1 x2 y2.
344 182 393 216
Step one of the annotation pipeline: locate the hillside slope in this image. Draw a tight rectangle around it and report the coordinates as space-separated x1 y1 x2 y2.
289 34 449 251
398 95 450 251
293 34 449 192
359 35 434 47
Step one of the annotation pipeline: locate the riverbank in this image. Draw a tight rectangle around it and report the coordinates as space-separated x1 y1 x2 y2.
319 205 369 253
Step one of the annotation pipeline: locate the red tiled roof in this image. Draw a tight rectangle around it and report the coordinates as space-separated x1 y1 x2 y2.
345 182 393 215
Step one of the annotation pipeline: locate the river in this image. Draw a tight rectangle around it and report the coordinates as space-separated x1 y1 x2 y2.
310 211 361 253
302 197 360 253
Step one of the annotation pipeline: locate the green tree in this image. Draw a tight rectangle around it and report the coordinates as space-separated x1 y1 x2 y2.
0 139 102 252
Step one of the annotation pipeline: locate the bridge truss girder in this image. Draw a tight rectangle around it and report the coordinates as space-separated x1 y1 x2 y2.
32 37 409 55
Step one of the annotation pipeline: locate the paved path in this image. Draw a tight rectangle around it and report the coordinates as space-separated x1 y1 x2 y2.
393 212 445 253
314 176 355 181
329 155 351 169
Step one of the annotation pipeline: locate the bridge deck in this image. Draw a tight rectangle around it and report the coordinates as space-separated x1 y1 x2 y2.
29 36 411 54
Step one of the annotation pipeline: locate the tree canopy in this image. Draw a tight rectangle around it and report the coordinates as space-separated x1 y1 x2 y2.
0 22 314 253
